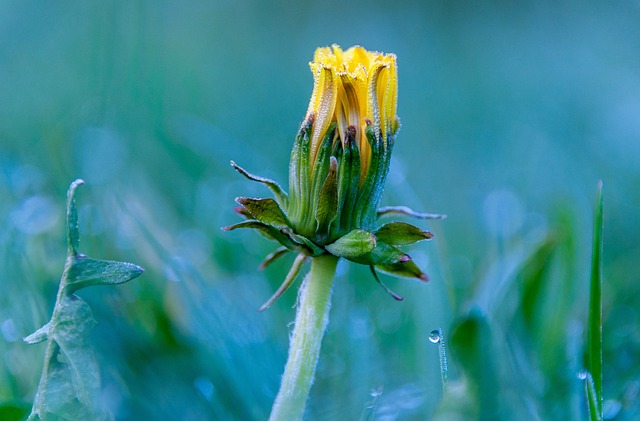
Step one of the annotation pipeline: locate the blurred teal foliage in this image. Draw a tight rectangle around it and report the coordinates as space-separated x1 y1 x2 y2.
1 1 639 419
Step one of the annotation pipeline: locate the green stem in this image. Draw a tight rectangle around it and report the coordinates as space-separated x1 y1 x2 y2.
269 254 339 421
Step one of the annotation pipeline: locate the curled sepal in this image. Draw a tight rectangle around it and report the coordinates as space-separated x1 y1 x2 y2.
259 247 290 270
375 221 433 245
376 259 428 281
231 161 288 207
66 179 85 255
377 205 447 220
369 266 404 301
325 229 376 259
259 253 308 312
63 255 144 295
236 197 291 229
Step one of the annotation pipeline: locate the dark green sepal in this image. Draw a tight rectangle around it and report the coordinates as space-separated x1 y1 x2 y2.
64 255 144 295
325 229 376 259
315 156 339 242
374 221 433 245
281 228 325 256
222 220 302 252
236 197 291 229
377 206 447 220
376 259 428 281
231 161 288 208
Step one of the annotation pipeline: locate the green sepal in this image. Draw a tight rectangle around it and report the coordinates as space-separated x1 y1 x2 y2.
233 206 253 220
300 123 336 236
374 221 433 245
376 259 428 281
231 161 288 208
259 247 290 270
377 205 447 220
325 229 376 259
337 131 360 234
236 197 291 229
259 253 308 312
63 255 145 295
349 240 409 266
222 220 303 252
369 266 404 301
355 124 391 230
288 117 313 224
315 156 339 242
281 229 325 256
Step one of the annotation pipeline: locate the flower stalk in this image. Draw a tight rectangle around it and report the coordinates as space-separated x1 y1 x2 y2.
269 254 338 421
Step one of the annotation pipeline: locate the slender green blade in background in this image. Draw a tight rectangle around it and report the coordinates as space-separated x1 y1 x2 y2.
586 181 604 420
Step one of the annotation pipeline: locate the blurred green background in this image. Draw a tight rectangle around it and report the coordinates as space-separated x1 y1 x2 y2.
1 1 639 419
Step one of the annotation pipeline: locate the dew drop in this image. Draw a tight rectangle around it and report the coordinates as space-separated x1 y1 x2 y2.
577 371 588 380
429 330 440 343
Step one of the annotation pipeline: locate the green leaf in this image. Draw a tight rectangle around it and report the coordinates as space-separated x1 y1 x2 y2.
66 179 85 255
377 205 446 220
375 259 428 281
587 181 604 420
27 179 143 421
236 197 291 228
230 161 288 207
374 221 433 245
23 323 51 345
325 229 376 259
64 255 144 294
28 296 106 421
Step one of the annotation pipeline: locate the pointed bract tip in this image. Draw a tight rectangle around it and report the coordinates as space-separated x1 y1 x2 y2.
400 254 411 262
419 272 429 282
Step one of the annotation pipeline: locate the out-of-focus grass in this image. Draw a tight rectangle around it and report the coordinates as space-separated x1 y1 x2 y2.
1 1 639 420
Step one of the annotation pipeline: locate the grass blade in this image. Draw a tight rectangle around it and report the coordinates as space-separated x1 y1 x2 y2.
587 181 604 419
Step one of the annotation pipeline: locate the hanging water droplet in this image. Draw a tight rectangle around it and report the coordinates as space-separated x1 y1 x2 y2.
429 330 440 343
577 371 588 380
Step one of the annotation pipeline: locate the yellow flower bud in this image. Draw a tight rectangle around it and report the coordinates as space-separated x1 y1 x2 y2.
306 45 398 181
